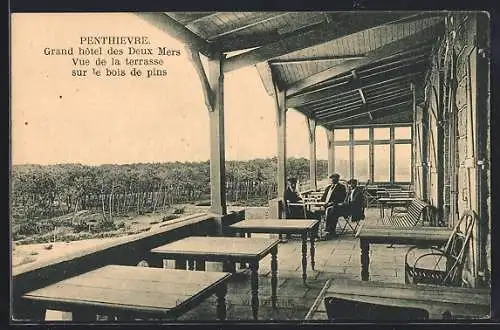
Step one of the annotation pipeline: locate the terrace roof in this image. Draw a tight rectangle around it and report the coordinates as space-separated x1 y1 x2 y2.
138 11 446 127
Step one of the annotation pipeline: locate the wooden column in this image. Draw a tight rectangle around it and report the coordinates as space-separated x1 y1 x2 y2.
411 83 416 188
186 48 227 218
421 103 429 201
273 79 287 198
326 128 334 176
307 118 317 190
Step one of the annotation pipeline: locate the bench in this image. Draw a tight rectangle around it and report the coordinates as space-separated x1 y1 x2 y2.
305 278 490 320
379 198 431 227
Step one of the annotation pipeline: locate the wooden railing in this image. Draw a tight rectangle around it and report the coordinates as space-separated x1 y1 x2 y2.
12 210 245 321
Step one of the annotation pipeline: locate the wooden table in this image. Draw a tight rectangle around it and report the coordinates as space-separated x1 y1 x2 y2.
229 219 319 284
150 236 280 320
308 278 490 320
378 197 414 217
21 265 232 321
357 225 452 281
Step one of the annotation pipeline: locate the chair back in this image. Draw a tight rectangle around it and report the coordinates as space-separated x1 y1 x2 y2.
324 296 429 321
441 210 477 285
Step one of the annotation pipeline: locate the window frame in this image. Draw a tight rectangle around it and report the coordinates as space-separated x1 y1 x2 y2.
332 125 413 184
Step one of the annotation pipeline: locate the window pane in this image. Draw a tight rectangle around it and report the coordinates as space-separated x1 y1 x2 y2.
373 128 390 140
395 144 412 182
334 146 350 179
353 128 369 140
353 145 369 182
334 129 349 141
373 144 390 182
395 126 412 139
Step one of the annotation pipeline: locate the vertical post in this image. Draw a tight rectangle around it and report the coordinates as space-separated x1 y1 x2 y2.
307 117 317 190
390 127 395 184
421 104 429 201
326 128 334 176
369 127 374 182
208 52 227 217
411 83 416 188
349 128 354 179
273 77 287 198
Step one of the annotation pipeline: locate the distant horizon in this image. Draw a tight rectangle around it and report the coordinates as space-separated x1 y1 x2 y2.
11 156 330 167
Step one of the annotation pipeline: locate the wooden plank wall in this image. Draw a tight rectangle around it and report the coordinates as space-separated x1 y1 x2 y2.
420 13 490 288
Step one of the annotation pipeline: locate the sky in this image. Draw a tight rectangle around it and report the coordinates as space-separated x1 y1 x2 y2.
11 13 329 165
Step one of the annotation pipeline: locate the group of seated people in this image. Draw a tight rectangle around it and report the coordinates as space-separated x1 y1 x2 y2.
284 173 365 238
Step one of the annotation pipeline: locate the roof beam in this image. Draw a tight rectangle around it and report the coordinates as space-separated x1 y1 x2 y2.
286 22 443 95
330 108 413 127
135 12 213 58
210 12 291 41
320 99 412 125
316 92 412 120
269 55 366 65
287 69 423 108
292 43 431 97
223 13 412 73
182 12 220 25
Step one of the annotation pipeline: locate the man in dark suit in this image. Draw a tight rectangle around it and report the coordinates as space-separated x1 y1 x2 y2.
345 179 365 222
320 173 347 237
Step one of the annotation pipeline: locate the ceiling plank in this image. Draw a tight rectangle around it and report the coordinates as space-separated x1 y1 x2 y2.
135 12 213 57
286 22 443 95
319 99 412 125
292 42 431 97
269 55 366 65
287 70 423 108
324 112 412 128
224 13 413 73
315 92 412 121
209 12 291 41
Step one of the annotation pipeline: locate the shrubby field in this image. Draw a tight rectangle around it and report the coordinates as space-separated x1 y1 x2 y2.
11 158 327 244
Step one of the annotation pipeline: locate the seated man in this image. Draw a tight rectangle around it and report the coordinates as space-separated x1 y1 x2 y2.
344 179 365 222
283 177 306 219
320 173 347 237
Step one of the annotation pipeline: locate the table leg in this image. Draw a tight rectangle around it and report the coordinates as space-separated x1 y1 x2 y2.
239 232 248 269
310 230 316 271
301 233 308 284
223 261 236 273
175 259 187 270
360 239 370 281
14 299 46 321
249 262 259 320
215 283 228 321
72 308 96 321
270 247 278 309
146 254 164 268
195 258 205 271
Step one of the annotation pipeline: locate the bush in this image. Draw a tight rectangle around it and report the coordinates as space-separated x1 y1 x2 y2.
162 214 179 222
173 207 185 214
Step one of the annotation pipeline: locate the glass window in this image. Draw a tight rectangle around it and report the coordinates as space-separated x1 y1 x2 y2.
373 128 390 140
353 145 370 182
395 126 412 139
353 128 369 140
334 145 350 179
373 144 390 182
334 129 349 141
394 144 412 182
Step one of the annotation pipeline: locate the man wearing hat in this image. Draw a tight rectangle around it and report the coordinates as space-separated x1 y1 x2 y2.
319 173 347 237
